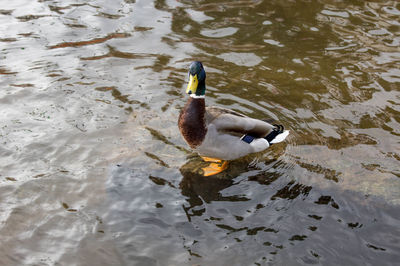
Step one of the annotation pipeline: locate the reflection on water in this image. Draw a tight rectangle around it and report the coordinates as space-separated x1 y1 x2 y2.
0 0 399 265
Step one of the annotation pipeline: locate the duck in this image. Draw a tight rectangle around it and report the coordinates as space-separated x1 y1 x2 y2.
178 61 289 176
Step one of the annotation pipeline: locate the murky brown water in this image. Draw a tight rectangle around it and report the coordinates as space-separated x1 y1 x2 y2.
1 0 399 265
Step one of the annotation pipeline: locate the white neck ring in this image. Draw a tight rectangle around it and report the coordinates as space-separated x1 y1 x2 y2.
189 94 205 99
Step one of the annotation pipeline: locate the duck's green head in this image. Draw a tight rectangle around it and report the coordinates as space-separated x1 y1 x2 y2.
186 61 206 97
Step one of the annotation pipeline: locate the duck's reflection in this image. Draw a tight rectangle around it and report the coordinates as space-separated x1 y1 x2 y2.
180 167 233 204
178 157 254 219
177 152 315 219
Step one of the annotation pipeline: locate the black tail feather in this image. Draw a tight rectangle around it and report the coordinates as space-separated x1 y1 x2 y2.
264 124 284 144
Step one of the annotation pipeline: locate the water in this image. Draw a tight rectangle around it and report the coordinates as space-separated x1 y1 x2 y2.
0 0 399 265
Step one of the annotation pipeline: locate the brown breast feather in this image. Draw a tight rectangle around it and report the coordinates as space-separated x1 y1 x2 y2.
178 98 207 148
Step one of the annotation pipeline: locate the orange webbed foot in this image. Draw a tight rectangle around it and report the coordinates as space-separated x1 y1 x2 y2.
201 156 223 163
201 160 228 176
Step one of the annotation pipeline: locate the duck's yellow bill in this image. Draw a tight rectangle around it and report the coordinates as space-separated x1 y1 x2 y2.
186 74 198 94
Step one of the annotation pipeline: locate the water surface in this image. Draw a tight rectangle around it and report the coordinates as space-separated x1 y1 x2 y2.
0 0 399 265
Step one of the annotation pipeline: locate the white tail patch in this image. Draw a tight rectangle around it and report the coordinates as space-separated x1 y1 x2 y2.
270 130 289 144
250 138 270 152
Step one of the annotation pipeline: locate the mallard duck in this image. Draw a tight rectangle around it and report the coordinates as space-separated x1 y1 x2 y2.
178 61 289 176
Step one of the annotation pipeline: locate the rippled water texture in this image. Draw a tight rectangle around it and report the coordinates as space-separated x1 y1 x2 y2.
1 0 400 265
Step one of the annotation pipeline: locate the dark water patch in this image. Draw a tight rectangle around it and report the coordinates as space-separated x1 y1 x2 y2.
17 32 34 37
95 86 141 105
0 67 17 75
296 160 340 182
314 195 339 209
134 26 154 32
248 171 280 186
95 12 123 19
64 23 87 29
146 126 189 153
48 5 68 15
308 226 317 231
48 33 131 49
0 9 13 15
145 152 170 168
308 215 323 221
0 38 17 42
289 235 307 241
16 14 52 21
215 224 247 234
47 3 98 14
246 226 265 235
10 84 34 88
366 243 386 251
271 181 312 200
347 222 362 229
148 175 175 188
32 174 45 179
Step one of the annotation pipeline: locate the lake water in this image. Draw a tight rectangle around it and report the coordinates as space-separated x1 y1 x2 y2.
1 0 399 265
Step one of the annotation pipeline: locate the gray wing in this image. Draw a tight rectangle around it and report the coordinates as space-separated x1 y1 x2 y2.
205 106 275 138
205 106 245 121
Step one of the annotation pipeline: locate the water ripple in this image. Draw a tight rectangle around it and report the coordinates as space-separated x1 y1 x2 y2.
0 0 399 265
